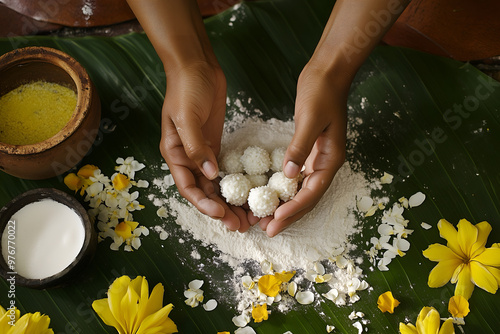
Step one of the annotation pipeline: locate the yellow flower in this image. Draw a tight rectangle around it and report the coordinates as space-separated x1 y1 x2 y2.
399 307 454 334
252 303 268 323
422 219 500 299
0 306 53 334
217 332 230 334
377 291 400 313
448 295 469 319
92 275 177 334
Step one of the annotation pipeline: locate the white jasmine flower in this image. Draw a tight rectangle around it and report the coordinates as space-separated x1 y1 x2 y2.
115 156 145 179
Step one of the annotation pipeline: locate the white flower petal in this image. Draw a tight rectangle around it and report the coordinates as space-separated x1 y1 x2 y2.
356 196 373 212
313 262 325 275
189 279 204 290
261 260 273 274
365 205 378 217
421 222 433 230
136 180 149 188
288 282 297 297
203 299 217 311
353 321 363 334
234 327 257 334
232 314 250 328
326 325 336 333
380 172 393 184
409 191 426 208
296 291 315 305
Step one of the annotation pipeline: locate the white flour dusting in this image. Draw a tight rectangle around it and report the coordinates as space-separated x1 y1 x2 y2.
158 117 371 272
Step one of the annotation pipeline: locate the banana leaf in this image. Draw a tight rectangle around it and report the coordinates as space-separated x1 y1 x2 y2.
1 0 500 333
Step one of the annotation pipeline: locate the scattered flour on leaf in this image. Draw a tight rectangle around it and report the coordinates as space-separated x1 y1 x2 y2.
164 118 371 272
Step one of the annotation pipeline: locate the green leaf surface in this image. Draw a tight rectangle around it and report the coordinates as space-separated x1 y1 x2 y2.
1 0 499 333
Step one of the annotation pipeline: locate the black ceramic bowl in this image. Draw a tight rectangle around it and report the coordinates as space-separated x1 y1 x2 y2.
0 188 96 289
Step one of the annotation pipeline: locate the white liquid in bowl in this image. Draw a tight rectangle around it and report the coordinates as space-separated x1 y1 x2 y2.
2 198 85 279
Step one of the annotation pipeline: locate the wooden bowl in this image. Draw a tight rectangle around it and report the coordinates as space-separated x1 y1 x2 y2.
0 188 97 289
0 46 101 180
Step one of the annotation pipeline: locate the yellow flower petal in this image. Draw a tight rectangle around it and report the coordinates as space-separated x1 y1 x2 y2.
448 295 470 318
377 291 400 314
473 247 500 267
77 164 99 178
399 323 418 334
136 304 177 334
258 275 282 297
92 299 126 333
486 266 500 286
252 303 269 323
422 244 461 262
113 173 131 191
456 219 478 258
416 307 440 334
122 280 141 331
108 275 132 331
274 270 296 283
470 261 498 294
23 312 53 334
470 221 492 257
437 219 465 258
455 264 475 300
438 318 455 334
115 222 133 240
64 173 83 192
8 312 54 334
427 259 463 288
0 306 20 333
138 282 164 324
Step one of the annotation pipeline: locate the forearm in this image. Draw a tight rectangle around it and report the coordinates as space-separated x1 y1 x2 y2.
309 0 410 87
126 0 218 73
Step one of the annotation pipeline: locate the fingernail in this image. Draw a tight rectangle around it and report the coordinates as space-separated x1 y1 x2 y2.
284 161 300 178
202 160 218 180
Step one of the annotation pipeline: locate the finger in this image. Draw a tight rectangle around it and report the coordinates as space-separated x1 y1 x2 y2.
207 192 241 231
174 111 220 180
247 211 260 226
230 206 251 233
283 112 326 179
170 162 225 219
258 216 273 231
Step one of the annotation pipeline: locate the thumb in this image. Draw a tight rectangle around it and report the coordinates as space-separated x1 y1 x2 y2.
283 112 325 178
175 113 219 180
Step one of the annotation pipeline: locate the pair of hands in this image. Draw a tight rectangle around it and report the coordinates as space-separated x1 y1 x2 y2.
161 60 347 237
126 0 407 237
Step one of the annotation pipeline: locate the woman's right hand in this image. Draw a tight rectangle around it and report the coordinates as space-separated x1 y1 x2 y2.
126 0 251 232
160 61 251 232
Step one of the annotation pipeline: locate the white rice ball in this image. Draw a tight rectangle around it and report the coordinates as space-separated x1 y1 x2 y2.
245 174 268 188
268 171 298 202
220 150 244 174
219 173 252 206
247 186 280 218
270 147 286 172
240 146 270 175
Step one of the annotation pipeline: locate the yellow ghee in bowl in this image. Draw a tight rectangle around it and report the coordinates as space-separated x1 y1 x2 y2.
0 81 77 145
